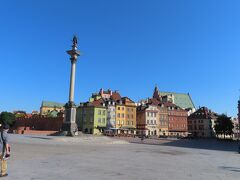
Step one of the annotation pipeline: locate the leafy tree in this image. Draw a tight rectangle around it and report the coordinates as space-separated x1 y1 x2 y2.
214 114 234 139
0 112 16 127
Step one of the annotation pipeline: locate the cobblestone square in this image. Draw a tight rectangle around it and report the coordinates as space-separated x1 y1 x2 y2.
4 134 240 180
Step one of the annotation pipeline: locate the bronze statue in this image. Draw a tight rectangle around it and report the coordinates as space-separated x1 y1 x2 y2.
72 35 78 46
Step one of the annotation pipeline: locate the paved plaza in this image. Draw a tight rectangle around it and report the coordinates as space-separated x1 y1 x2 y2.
4 134 240 180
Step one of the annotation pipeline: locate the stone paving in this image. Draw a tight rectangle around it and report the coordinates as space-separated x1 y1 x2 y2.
4 134 240 180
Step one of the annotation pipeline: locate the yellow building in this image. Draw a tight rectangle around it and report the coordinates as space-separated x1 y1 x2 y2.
40 101 65 116
116 97 137 135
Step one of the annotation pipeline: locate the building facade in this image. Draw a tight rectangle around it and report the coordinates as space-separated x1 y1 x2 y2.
77 89 136 135
158 105 169 136
188 107 217 138
161 102 188 137
137 104 159 136
116 97 137 135
76 99 107 135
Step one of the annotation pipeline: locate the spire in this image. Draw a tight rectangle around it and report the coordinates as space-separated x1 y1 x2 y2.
153 85 161 101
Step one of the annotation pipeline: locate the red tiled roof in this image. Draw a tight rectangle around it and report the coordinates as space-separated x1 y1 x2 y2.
148 98 160 105
111 92 121 101
90 98 105 107
189 107 217 119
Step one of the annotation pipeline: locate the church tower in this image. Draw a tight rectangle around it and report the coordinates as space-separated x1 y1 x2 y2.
153 85 161 101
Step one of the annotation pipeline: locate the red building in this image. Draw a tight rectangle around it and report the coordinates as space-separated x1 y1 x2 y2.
160 102 188 137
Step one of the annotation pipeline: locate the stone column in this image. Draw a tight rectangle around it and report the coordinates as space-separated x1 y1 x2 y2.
69 59 76 102
62 36 80 136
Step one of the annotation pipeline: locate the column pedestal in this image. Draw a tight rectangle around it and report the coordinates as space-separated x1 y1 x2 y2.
62 102 78 136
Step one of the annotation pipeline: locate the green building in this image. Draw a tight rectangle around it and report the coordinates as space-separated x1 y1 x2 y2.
76 99 107 135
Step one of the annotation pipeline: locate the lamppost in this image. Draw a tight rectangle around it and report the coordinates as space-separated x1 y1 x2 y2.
62 35 80 136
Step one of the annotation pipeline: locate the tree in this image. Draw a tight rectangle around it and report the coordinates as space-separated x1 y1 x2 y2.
214 114 234 139
0 112 16 127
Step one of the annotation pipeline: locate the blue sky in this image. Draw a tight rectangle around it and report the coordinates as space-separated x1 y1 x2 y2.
0 0 239 116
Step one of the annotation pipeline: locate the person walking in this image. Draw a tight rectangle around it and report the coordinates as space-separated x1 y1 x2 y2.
0 124 10 177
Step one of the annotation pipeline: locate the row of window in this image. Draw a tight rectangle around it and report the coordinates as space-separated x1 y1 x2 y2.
169 124 186 128
147 120 157 125
188 120 205 124
188 125 208 130
117 113 134 118
98 110 106 115
168 112 186 116
117 107 134 112
147 112 157 117
169 117 187 121
98 118 106 124
117 120 134 126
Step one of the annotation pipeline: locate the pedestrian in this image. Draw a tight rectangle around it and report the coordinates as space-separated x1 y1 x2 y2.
0 124 10 177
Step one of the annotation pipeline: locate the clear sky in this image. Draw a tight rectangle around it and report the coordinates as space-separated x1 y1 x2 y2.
0 0 239 116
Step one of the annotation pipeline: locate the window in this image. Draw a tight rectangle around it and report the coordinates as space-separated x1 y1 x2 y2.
98 110 101 115
90 117 93 123
147 120 149 124
121 121 124 125
131 121 133 125
122 114 124 118
103 110 106 115
118 107 120 110
127 114 130 118
147 112 150 117
154 120 156 124
127 121 129 125
102 118 105 124
117 120 120 125
131 109 133 112
122 107 124 111
151 120 153 124
117 113 120 118
127 108 130 112
98 118 101 123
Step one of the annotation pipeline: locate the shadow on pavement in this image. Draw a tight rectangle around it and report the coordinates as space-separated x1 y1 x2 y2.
129 138 240 152
219 166 240 173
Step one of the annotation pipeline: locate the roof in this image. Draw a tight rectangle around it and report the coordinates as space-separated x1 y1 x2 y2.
188 107 217 119
91 98 105 107
159 91 195 109
41 101 65 108
148 98 160 106
111 92 121 101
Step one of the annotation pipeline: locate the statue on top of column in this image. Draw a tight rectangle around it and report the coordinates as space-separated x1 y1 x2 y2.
72 35 78 47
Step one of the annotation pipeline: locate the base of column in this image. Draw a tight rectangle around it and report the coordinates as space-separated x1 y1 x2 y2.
62 102 78 136
61 122 78 136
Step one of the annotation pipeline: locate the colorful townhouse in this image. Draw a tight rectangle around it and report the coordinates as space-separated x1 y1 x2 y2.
77 88 137 135
161 102 188 137
158 104 169 136
137 104 159 136
76 98 107 135
115 97 137 135
137 86 191 137
188 107 217 137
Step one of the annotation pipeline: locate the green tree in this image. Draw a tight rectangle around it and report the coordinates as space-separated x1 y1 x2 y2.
214 114 234 139
0 112 16 126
